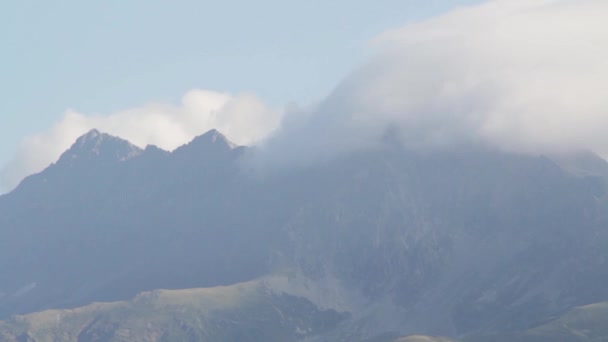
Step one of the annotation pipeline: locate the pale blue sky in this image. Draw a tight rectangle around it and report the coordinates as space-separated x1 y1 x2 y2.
1 0 484 176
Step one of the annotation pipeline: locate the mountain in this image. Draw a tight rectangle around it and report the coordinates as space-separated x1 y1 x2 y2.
0 129 249 318
1 129 608 341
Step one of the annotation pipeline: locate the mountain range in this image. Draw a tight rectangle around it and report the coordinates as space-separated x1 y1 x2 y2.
1 128 608 341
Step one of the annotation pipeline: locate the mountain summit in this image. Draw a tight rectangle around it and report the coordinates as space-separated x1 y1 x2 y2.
194 129 236 147
172 129 238 157
56 129 143 166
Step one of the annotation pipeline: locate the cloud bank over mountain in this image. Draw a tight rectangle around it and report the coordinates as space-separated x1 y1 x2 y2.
1 90 281 192
3 0 608 191
258 0 608 165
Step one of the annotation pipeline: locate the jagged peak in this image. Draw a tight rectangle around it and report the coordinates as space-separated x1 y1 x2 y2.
173 129 238 156
81 128 101 139
72 129 105 149
57 129 143 165
191 129 237 149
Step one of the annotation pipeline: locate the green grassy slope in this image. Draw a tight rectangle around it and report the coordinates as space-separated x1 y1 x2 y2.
0 279 346 342
3 287 608 342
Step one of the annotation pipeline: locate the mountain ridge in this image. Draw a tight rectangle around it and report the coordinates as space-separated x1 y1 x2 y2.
56 129 143 166
1 128 608 340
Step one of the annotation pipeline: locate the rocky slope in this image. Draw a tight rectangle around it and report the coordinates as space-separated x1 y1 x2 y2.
1 129 607 340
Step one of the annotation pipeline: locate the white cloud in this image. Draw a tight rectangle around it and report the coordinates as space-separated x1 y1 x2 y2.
4 0 608 192
258 0 608 166
1 89 282 192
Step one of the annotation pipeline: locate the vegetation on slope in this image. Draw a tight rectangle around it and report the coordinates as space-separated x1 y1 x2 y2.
0 279 346 342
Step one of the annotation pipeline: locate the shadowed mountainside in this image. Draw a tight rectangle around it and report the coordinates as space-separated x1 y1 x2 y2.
1 129 608 340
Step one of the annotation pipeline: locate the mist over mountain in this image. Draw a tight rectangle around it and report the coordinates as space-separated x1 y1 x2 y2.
1 128 608 341
3 0 608 341
242 0 608 173
6 1 608 195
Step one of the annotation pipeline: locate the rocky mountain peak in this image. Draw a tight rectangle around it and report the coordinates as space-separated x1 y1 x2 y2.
57 129 143 165
173 129 237 157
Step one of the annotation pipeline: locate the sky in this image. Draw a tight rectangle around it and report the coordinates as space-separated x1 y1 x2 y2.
1 0 484 192
3 0 607 192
